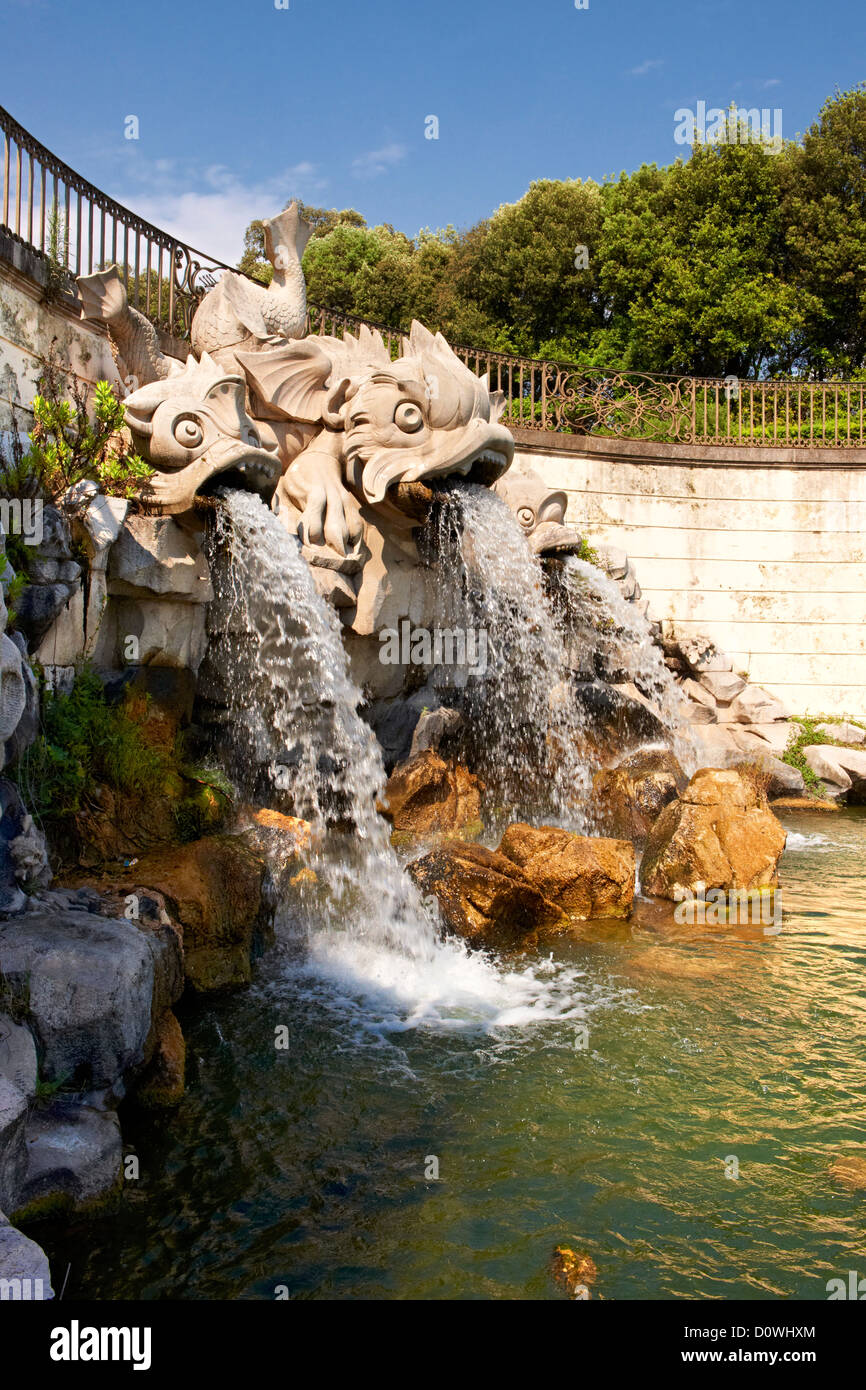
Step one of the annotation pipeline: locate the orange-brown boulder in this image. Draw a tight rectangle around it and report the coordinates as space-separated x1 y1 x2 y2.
592 747 686 843
497 823 635 920
640 767 787 900
408 842 566 948
382 750 482 839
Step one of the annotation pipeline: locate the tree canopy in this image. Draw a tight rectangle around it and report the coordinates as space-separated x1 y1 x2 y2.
237 88 866 379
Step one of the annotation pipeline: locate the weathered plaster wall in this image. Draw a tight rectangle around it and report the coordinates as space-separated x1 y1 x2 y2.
515 431 866 718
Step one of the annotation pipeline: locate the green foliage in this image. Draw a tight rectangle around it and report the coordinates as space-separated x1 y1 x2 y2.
236 89 866 381
11 670 169 829
3 350 154 502
777 714 866 798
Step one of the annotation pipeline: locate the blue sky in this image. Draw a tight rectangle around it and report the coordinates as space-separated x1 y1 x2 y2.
4 0 864 265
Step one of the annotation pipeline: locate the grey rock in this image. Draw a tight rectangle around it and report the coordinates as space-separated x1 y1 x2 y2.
0 1015 38 1096
0 1217 53 1298
698 670 747 703
760 756 806 799
409 706 463 758
681 676 716 709
728 684 789 724
0 911 173 1089
0 779 27 915
815 721 866 746
678 633 733 675
36 506 73 562
14 583 71 642
3 631 39 765
803 745 866 800
0 1076 28 1212
17 1100 121 1209
109 514 213 601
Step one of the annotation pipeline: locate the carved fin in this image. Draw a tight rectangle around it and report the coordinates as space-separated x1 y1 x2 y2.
237 340 333 423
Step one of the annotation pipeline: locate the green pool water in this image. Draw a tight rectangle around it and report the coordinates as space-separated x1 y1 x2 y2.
35 810 866 1301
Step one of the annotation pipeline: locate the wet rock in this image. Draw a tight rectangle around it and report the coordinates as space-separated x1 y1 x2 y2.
0 1212 53 1298
382 750 482 840
770 795 839 812
498 823 635 920
592 748 687 843
640 768 787 900
409 706 463 759
571 680 666 746
408 842 566 948
803 745 866 800
0 910 176 1088
98 834 273 994
0 1076 28 1211
135 1008 185 1109
15 1100 121 1213
0 1014 38 1097
551 1245 598 1298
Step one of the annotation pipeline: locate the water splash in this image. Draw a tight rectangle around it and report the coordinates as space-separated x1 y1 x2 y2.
427 483 590 822
201 490 590 1029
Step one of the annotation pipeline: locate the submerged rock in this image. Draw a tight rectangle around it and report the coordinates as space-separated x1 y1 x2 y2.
497 823 635 920
382 750 481 841
640 768 787 901
551 1245 598 1298
408 842 566 947
591 747 686 843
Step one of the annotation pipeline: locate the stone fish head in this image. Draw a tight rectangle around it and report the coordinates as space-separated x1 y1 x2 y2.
239 321 514 516
341 324 514 508
123 353 281 515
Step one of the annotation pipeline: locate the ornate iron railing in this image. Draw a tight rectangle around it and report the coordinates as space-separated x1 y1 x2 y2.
3 106 865 449
0 104 234 336
307 308 866 449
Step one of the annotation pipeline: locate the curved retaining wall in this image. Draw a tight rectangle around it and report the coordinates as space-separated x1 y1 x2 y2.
513 429 866 719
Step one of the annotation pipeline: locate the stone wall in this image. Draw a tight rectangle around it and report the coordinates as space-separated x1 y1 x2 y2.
513 430 866 719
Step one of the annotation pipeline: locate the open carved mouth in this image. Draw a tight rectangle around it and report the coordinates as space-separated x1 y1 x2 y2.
389 446 513 517
196 447 281 500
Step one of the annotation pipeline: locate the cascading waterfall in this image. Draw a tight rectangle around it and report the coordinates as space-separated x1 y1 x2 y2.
201 489 589 1029
427 483 591 823
555 555 693 771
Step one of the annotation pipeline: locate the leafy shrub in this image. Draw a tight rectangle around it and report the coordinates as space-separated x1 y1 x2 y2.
12 669 168 828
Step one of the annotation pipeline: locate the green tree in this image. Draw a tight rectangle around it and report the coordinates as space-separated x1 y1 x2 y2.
597 136 804 377
779 85 866 376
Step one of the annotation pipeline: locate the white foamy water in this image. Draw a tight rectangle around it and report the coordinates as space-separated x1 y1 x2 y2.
559 555 691 765
203 490 591 1028
428 483 590 820
784 831 836 852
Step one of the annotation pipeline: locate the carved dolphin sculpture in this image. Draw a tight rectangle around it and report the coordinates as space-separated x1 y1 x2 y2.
191 201 312 363
494 468 586 555
121 353 281 516
77 264 183 389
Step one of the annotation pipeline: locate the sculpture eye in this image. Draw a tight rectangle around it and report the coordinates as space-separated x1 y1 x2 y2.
517 507 535 530
174 417 204 448
394 401 423 433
